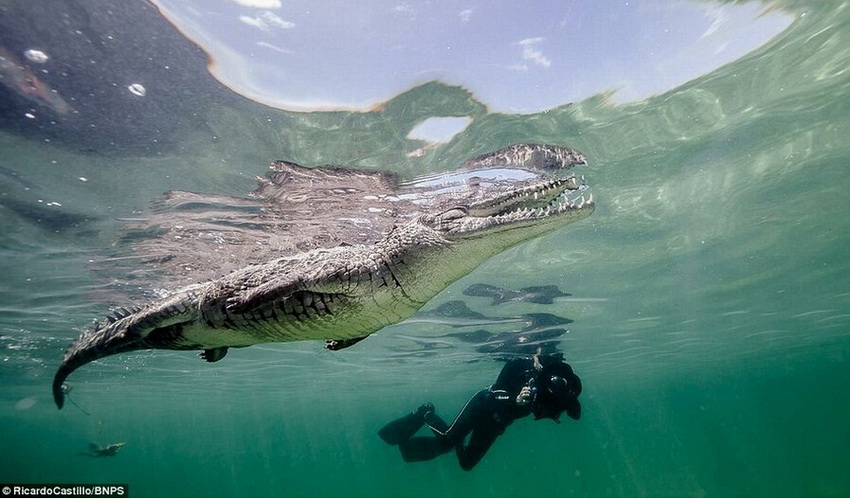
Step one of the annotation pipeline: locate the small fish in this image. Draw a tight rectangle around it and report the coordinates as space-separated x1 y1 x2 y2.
79 442 125 458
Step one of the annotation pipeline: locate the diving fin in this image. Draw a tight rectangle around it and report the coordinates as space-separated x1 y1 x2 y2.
378 403 435 446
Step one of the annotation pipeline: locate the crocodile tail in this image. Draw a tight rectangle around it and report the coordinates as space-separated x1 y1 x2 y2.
53 317 145 409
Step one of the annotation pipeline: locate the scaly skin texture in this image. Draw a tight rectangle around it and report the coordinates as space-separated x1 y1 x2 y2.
53 144 595 408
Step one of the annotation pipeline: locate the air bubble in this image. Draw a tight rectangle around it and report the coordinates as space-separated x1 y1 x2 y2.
24 49 48 63
128 83 146 97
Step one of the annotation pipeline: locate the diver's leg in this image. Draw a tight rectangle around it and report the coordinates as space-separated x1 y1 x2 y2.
430 389 489 442
424 411 449 433
455 420 505 471
397 435 455 462
430 390 504 470
396 411 453 462
378 403 435 446
396 390 488 463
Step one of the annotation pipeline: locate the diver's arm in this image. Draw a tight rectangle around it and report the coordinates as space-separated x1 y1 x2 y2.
493 358 534 390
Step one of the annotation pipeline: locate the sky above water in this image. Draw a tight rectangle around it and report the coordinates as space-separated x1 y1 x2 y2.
152 0 793 116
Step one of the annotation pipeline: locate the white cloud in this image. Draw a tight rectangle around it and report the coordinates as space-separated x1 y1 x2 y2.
231 0 281 8
518 37 551 68
257 41 294 54
262 11 295 29
393 3 414 13
459 9 473 22
240 11 295 31
239 15 266 29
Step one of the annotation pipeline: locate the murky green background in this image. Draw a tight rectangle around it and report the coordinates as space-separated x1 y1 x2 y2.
2 0 849 496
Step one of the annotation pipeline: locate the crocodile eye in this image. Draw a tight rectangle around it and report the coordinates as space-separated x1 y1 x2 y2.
439 207 468 221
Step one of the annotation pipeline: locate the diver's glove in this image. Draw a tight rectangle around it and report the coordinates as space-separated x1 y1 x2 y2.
516 385 533 406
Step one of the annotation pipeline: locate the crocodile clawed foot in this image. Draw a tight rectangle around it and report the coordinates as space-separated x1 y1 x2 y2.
199 347 229 362
325 335 370 351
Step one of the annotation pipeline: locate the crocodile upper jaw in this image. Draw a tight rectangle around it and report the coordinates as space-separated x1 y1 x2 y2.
424 174 594 239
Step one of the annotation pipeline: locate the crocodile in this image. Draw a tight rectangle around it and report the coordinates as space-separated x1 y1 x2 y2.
52 143 595 408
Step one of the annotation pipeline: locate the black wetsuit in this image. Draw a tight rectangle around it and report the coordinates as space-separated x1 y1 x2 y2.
379 355 581 471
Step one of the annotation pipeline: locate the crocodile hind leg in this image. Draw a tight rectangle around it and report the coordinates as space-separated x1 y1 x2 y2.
325 335 369 351
200 347 229 362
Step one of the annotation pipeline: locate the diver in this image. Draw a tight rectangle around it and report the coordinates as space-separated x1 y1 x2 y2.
378 353 582 471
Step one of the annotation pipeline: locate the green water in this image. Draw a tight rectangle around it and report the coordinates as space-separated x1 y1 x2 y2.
2 0 850 496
